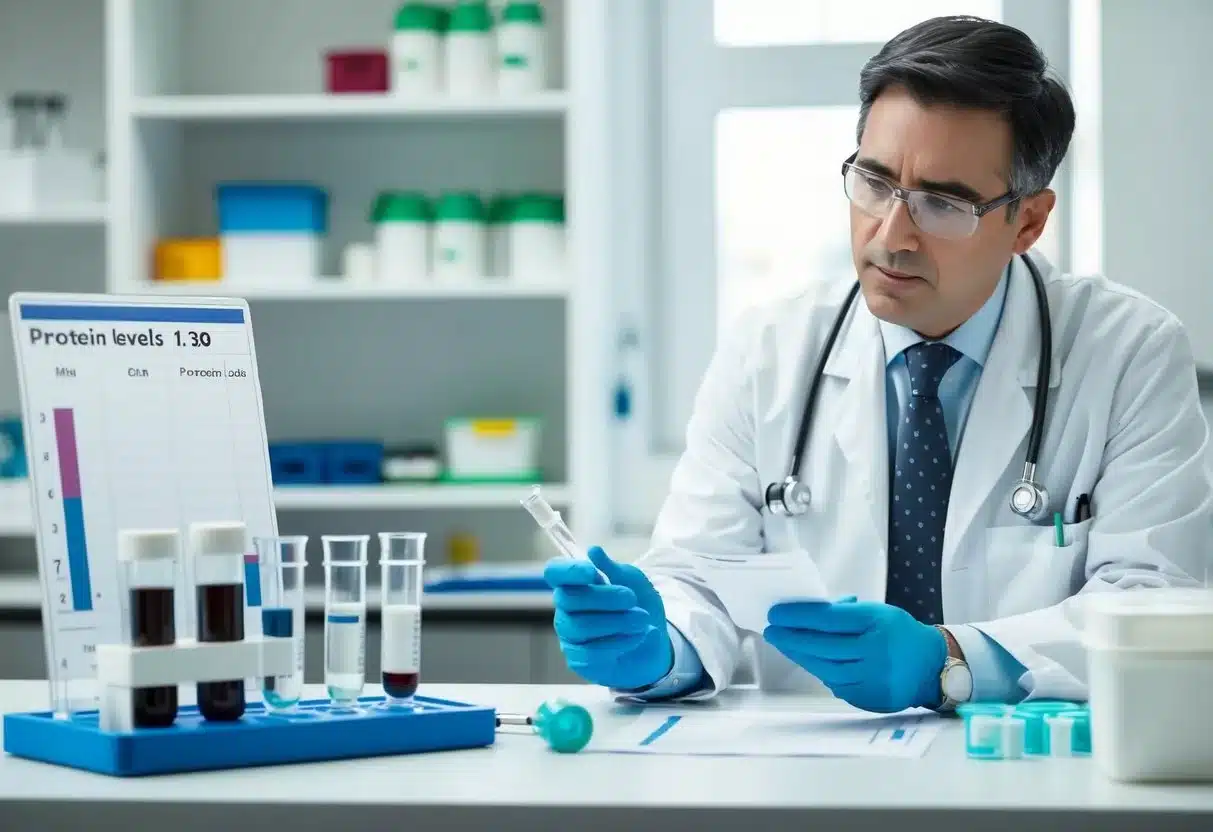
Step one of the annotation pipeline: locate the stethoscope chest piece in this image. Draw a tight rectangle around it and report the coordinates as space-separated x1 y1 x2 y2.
1009 477 1049 521
765 476 811 516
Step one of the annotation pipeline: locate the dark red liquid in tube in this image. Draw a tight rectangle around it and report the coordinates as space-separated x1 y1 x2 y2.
196 583 245 721
130 586 177 727
382 671 419 700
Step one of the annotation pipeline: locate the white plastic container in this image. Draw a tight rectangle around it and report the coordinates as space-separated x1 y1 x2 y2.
508 193 565 280
0 150 100 213
372 191 430 282
392 3 445 95
497 1 548 94
432 192 487 280
221 234 322 283
1078 588 1213 782
444 417 541 481
445 2 495 96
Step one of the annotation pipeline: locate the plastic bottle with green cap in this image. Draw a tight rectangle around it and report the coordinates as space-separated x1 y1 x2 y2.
392 3 446 95
497 1 548 94
373 191 432 282
432 191 487 280
508 192 565 280
445 1 495 96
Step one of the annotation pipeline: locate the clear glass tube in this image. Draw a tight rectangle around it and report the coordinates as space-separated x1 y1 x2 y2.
323 534 368 708
378 532 426 707
520 485 581 559
255 535 308 713
117 529 180 729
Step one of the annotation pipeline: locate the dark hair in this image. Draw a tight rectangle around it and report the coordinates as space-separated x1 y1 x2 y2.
856 15 1075 201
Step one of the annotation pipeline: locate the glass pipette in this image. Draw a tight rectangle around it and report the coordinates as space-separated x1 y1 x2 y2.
521 486 610 582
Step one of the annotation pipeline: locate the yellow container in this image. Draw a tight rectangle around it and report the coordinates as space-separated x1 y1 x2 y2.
154 238 222 281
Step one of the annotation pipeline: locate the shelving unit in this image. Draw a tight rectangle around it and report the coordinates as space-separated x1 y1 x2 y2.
0 0 615 572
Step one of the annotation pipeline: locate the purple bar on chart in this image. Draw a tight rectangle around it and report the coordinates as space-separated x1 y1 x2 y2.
53 408 92 612
53 409 82 498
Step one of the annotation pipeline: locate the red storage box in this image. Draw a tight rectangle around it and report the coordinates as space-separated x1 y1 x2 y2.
326 49 389 93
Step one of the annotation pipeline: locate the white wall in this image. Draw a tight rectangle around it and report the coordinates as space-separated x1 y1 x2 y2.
1100 0 1213 371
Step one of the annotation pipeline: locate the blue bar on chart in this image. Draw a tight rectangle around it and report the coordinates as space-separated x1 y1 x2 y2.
244 553 262 608
53 408 92 612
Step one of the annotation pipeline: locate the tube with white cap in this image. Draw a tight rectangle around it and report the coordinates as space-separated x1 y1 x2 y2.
188 521 247 722
118 528 181 728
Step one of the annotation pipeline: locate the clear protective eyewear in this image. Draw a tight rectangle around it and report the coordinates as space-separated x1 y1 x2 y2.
841 151 1019 240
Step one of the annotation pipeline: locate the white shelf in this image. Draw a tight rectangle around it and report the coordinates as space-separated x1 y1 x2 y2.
272 482 570 511
0 480 570 535
131 277 570 301
130 93 569 123
0 204 107 226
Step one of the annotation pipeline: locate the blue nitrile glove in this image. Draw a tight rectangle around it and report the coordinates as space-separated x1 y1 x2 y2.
543 546 674 691
763 600 948 713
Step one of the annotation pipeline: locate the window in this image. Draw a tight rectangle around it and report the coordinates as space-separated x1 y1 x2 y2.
716 106 859 332
714 0 1003 47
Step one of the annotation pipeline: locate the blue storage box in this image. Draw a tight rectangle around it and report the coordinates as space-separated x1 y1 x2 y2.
268 442 326 485
324 441 384 485
3 694 496 777
216 183 328 234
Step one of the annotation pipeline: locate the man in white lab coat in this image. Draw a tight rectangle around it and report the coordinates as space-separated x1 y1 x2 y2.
545 15 1213 712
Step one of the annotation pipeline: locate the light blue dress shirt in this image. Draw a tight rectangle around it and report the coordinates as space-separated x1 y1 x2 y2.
630 268 1026 703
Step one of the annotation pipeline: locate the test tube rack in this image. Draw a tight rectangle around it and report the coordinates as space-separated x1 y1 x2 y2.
3 635 496 776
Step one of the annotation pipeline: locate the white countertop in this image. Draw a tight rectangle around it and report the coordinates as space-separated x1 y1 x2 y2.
0 574 553 614
2 679 1212 831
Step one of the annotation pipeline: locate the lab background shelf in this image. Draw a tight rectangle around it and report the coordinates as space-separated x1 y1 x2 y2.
0 0 617 691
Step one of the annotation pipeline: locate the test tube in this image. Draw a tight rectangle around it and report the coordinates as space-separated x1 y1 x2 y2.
323 534 369 707
255 535 308 713
117 528 181 728
379 532 426 706
189 521 248 722
520 486 581 559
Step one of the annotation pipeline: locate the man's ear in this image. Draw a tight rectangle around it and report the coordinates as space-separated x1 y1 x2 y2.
1011 189 1056 255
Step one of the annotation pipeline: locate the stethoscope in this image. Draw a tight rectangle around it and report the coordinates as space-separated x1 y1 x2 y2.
764 253 1053 522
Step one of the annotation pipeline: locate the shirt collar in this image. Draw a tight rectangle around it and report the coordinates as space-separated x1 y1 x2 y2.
878 264 1010 368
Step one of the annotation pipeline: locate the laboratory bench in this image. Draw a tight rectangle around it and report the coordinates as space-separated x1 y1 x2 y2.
0 573 582 686
1 680 1211 832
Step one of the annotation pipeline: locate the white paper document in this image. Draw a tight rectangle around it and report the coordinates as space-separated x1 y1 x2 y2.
692 550 830 633
591 708 943 759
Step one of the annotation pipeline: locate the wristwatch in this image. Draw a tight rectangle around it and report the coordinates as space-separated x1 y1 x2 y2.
935 626 972 711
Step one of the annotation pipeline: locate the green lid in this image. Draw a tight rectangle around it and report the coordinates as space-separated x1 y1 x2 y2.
511 193 564 223
487 194 514 224
501 1 544 25
372 191 431 223
447 1 493 33
394 3 445 31
435 191 486 222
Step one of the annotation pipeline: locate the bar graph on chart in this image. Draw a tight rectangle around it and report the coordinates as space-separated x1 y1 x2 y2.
9 294 278 712
52 408 93 613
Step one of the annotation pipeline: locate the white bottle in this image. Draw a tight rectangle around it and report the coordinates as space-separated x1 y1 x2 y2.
497 1 547 94
508 193 565 280
432 191 487 280
445 1 496 96
373 191 431 282
393 3 445 95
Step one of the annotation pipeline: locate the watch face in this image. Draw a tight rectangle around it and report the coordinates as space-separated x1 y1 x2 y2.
944 662 973 702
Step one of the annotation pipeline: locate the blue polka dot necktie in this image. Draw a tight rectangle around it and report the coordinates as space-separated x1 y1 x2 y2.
887 341 960 625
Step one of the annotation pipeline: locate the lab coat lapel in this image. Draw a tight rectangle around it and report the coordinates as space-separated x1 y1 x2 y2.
943 256 1046 569
826 293 890 558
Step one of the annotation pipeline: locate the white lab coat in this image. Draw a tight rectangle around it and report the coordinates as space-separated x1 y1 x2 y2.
638 251 1213 701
